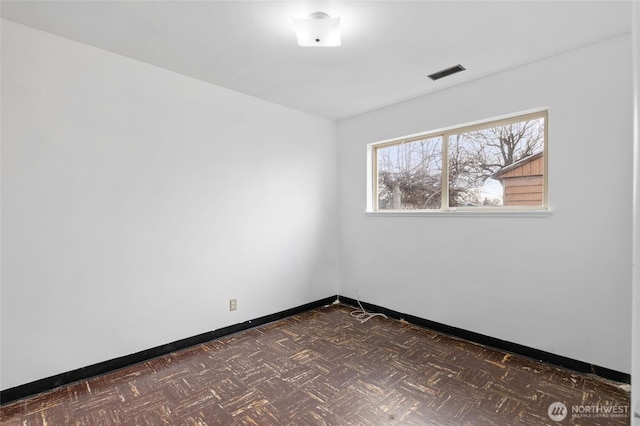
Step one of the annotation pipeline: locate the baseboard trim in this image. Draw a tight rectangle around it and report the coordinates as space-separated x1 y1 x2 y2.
337 295 631 385
2 293 630 405
0 295 337 405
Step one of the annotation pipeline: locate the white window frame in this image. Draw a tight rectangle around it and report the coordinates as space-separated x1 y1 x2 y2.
366 109 550 216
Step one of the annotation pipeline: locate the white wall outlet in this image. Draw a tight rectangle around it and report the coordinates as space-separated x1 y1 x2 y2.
229 299 237 311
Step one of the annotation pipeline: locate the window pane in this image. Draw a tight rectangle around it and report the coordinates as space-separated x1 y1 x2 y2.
376 136 443 210
448 117 545 207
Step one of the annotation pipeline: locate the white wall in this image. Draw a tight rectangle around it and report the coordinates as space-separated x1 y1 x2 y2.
631 1 640 421
0 20 338 390
1 16 634 393
337 35 633 373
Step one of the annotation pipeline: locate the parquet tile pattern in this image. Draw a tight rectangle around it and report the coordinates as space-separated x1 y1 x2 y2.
0 304 630 425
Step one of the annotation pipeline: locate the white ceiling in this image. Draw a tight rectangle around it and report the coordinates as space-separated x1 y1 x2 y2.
1 1 632 121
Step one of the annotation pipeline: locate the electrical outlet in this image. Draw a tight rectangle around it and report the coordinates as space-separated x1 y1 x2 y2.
229 299 237 311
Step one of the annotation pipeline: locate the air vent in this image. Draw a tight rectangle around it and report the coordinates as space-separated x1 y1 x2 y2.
428 64 466 81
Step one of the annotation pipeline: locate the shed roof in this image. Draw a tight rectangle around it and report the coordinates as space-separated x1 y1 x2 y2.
492 151 543 179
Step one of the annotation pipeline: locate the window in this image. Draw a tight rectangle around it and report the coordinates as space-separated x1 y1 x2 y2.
371 111 547 212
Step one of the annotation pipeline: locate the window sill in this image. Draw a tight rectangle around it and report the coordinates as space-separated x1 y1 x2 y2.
365 209 552 218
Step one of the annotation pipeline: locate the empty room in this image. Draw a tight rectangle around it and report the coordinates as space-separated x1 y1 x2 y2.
2 1 639 425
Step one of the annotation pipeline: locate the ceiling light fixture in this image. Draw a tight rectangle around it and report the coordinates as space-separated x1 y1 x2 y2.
292 12 341 47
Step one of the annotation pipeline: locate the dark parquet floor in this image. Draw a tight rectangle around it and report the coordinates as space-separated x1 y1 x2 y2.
0 303 630 425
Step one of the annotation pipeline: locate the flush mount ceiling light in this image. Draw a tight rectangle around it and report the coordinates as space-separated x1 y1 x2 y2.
292 12 341 47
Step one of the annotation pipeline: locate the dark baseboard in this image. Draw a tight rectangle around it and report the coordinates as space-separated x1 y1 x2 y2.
2 293 630 406
0 295 337 405
337 295 631 385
